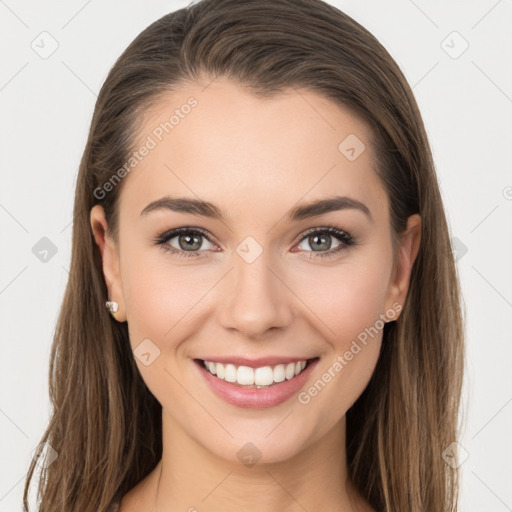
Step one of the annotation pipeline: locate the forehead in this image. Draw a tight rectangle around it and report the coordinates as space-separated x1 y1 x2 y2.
119 77 388 226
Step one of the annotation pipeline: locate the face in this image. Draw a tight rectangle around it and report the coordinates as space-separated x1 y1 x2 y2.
91 77 420 465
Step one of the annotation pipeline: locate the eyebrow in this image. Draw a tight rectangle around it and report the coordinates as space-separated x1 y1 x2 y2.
140 195 373 223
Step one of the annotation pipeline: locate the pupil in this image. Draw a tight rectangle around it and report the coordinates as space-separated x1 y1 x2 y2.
180 234 201 250
311 233 330 251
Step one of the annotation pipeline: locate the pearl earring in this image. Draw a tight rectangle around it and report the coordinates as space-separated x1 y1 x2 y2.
105 300 119 316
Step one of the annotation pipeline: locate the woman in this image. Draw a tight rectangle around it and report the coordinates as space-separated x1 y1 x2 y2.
23 0 465 510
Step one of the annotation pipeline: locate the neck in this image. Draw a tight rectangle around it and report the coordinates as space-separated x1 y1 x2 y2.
132 409 368 512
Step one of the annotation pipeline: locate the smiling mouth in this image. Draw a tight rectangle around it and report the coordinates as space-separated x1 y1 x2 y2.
196 357 319 388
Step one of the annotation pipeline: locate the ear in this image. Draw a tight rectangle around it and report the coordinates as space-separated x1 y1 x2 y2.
384 213 421 321
90 205 127 322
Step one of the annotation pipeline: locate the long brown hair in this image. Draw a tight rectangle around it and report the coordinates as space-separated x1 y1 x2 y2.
23 0 465 510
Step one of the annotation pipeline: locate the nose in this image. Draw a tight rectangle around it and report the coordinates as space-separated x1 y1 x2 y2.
218 249 294 339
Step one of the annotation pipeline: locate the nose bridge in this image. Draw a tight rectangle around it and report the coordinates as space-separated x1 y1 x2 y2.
218 241 293 337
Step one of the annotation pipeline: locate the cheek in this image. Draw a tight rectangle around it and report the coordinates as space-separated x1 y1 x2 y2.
120 255 210 412
121 248 213 349
297 253 392 346
291 256 390 412
298 335 381 428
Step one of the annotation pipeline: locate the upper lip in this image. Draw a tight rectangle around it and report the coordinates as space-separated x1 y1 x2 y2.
196 356 318 368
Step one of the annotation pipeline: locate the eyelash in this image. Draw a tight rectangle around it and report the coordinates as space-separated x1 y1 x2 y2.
153 225 357 260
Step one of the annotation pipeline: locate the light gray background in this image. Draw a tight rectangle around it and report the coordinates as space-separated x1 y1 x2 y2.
1 0 511 510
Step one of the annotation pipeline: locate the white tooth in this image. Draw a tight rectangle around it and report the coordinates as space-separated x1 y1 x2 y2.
216 363 225 380
254 366 274 386
225 364 237 383
237 365 255 385
273 364 286 383
211 360 307 385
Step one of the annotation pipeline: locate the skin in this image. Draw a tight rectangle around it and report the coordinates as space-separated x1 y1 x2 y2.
91 76 421 511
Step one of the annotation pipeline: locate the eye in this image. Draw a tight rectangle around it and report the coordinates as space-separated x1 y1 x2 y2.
294 226 356 258
154 227 217 259
154 225 356 260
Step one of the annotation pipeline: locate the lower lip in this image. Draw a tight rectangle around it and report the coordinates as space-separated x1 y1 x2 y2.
194 358 319 409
